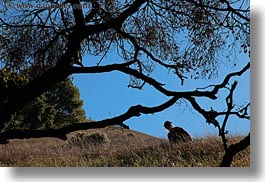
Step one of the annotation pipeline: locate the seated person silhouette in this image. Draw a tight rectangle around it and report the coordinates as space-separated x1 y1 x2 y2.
164 121 192 144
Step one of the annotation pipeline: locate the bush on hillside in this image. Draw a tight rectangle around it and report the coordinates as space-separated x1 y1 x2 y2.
68 131 110 146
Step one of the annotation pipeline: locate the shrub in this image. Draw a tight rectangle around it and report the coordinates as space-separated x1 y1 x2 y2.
68 131 110 146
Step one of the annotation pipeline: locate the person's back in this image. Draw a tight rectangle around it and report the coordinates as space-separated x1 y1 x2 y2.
168 126 192 143
164 121 192 144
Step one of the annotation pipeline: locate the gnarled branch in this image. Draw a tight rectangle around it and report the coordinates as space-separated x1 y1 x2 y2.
0 96 179 144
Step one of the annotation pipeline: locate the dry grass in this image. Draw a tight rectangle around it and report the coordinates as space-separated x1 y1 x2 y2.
0 126 250 167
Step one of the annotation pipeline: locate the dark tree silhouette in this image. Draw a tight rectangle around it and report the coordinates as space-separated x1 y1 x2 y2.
0 0 250 166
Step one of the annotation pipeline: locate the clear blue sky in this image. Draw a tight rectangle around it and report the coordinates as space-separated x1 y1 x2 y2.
72 52 250 139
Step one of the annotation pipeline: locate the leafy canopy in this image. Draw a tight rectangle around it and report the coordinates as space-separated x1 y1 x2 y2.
0 0 249 84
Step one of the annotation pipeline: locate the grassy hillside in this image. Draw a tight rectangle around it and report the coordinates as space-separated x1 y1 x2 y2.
0 126 250 167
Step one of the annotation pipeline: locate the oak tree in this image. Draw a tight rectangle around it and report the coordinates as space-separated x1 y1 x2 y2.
0 0 250 166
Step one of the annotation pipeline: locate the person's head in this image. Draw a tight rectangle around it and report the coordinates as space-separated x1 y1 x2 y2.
164 121 174 131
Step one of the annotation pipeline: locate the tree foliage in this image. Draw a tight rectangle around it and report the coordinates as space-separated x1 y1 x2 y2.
46 77 86 124
0 0 250 166
0 71 86 130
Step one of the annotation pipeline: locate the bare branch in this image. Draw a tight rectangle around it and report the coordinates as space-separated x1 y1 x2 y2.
117 29 188 84
0 17 55 30
0 96 179 144
72 61 250 101
69 61 136 74
188 0 250 22
183 96 221 129
211 62 250 95
220 81 238 151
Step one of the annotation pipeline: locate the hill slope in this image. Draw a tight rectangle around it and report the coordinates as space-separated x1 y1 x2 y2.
0 126 250 167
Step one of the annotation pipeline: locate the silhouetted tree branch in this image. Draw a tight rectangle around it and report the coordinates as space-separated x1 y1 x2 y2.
0 95 179 144
220 81 238 151
220 133 250 167
185 69 250 167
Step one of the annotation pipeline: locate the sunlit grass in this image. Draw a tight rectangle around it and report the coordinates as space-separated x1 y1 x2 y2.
0 127 250 167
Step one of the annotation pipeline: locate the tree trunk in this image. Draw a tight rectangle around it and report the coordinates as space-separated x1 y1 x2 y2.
220 134 250 167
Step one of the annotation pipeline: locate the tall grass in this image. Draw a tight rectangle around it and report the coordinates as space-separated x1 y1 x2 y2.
0 130 250 167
